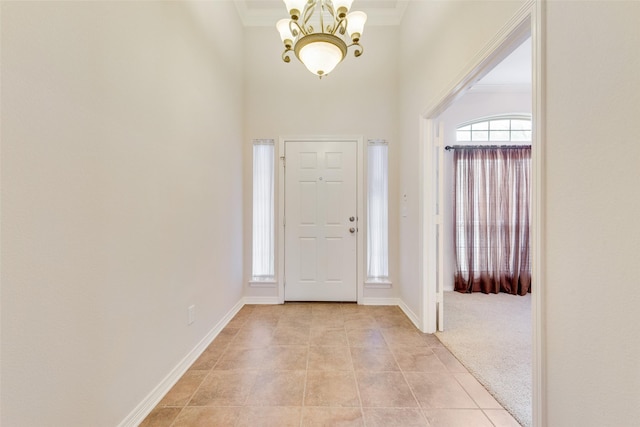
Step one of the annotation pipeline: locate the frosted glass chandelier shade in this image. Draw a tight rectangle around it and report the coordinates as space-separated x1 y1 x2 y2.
346 11 367 40
332 0 354 16
283 0 307 18
295 34 347 77
276 19 294 46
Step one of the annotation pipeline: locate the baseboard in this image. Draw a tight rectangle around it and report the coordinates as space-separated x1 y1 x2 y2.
117 299 245 427
398 298 423 331
360 298 424 332
359 297 399 306
243 296 280 305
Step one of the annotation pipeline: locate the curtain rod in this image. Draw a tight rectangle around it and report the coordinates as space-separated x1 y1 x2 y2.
444 145 531 151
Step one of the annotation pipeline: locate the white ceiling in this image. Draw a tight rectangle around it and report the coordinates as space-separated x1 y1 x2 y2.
234 0 531 87
475 37 532 88
234 0 409 26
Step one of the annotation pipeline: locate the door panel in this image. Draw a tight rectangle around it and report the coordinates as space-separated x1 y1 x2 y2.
285 140 357 302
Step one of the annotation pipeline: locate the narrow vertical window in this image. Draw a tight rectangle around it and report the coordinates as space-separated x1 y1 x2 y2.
367 139 389 280
252 139 275 280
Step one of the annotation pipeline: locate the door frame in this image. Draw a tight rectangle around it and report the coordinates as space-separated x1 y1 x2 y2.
418 1 545 425
277 135 365 304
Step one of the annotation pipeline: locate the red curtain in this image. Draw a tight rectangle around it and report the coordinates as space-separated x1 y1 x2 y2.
453 147 531 295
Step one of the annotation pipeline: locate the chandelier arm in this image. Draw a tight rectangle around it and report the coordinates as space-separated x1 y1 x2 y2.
330 17 347 35
289 19 307 37
348 42 364 58
323 0 336 17
319 0 326 34
282 48 294 63
302 0 317 29
322 0 337 32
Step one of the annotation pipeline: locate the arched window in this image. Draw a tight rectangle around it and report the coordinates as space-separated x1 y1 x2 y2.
456 115 532 143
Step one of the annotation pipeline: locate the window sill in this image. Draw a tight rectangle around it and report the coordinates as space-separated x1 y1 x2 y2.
249 279 277 288
364 279 392 289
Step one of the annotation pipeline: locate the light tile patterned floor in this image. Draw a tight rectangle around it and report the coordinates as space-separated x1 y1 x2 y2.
141 303 521 426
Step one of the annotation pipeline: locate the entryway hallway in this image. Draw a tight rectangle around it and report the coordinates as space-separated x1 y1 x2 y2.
141 303 520 426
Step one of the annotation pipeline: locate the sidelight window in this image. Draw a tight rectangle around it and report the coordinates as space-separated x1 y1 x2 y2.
367 139 389 281
252 139 275 280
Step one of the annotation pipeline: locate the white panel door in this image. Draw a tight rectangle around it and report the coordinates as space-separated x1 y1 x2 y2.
284 140 357 301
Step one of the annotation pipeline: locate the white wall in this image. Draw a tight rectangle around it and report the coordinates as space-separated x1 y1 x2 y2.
242 25 400 302
397 0 527 323
439 89 532 291
0 1 244 425
544 2 640 424
399 0 640 424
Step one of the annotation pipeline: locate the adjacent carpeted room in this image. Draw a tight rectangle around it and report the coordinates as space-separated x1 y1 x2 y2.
436 291 531 427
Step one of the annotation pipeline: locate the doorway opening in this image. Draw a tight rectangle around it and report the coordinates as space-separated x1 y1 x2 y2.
436 60 533 425
419 4 544 426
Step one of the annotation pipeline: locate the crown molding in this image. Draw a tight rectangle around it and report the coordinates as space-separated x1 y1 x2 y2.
234 0 408 27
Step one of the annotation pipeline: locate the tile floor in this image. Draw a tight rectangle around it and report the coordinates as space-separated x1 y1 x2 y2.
141 303 521 427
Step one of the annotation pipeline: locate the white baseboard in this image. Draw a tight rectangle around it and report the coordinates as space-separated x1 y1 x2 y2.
398 299 423 331
117 299 245 427
243 296 280 305
359 297 399 306
360 297 424 332
359 298 424 332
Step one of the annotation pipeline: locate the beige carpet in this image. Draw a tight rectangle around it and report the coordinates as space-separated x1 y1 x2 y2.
436 291 531 427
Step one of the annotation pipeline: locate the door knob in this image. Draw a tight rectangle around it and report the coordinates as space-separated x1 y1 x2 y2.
349 227 356 234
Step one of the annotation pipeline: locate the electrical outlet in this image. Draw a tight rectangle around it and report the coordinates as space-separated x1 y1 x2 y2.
188 305 195 325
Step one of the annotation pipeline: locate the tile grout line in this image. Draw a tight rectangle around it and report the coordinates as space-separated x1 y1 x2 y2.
341 305 367 426
449 368 498 425
382 322 431 425
299 316 311 427
167 316 245 427
479 407 500 427
167 322 242 427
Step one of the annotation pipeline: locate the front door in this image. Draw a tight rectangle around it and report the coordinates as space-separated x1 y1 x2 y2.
284 140 358 301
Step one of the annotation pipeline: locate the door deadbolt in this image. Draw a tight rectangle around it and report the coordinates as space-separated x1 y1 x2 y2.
349 216 355 222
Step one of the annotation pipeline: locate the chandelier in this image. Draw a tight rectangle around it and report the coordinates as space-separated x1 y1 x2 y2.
276 0 367 78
